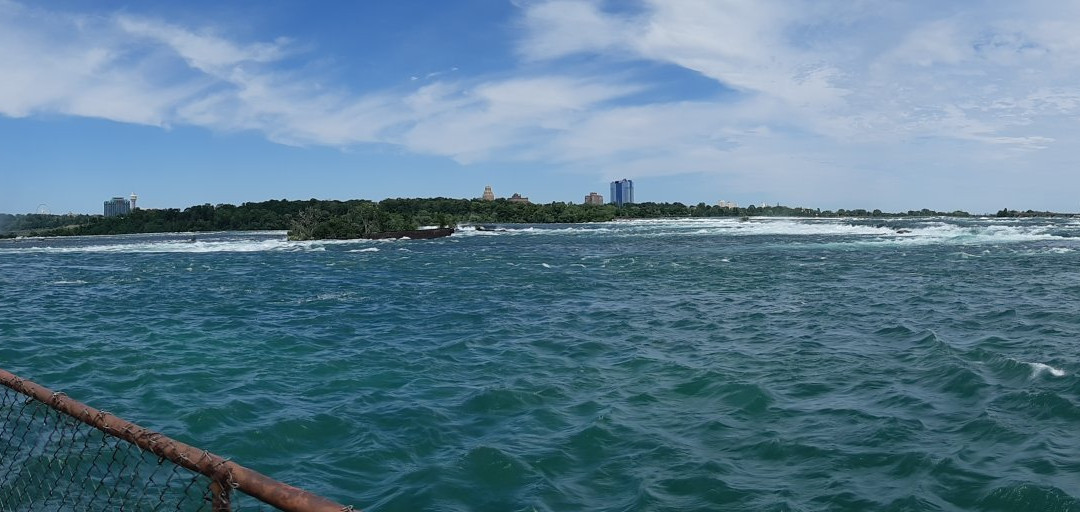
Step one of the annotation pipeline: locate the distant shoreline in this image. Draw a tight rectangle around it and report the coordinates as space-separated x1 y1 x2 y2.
1 199 1075 239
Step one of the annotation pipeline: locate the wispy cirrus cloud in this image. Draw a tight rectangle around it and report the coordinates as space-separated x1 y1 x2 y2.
0 1 641 155
509 0 1080 208
520 1 849 108
0 2 193 124
518 0 1080 145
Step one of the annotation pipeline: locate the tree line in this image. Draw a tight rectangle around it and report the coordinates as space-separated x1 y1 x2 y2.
0 197 1000 239
994 208 1069 218
0 213 99 236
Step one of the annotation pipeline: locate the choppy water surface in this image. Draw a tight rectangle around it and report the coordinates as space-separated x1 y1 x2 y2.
2 217 1079 511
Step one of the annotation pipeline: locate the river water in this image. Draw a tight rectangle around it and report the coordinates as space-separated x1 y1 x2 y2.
1 217 1078 511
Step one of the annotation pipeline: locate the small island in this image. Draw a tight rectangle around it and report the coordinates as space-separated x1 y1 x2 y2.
285 203 455 241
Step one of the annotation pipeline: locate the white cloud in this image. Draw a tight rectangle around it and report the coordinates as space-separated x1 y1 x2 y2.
115 17 289 76
518 0 1080 150
397 77 642 163
0 3 178 124
0 2 642 158
3 0 1080 209
888 20 972 67
519 0 849 109
517 0 628 60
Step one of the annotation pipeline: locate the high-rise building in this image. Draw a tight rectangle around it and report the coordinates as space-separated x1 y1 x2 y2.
104 197 131 217
610 179 634 206
482 185 495 201
584 192 604 205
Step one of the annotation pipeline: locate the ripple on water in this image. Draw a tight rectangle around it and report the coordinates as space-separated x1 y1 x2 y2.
978 483 1080 511
654 474 744 510
4 225 1080 510
991 390 1080 422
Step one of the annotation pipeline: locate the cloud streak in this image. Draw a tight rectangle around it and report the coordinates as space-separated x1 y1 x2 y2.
0 1 643 155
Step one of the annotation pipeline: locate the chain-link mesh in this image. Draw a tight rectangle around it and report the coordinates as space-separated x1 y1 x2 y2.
0 370 350 512
0 385 217 511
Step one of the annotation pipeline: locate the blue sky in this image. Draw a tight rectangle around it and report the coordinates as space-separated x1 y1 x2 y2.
2 0 1079 214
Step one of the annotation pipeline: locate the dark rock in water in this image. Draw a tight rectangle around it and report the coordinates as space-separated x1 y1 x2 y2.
895 229 912 234
363 227 454 240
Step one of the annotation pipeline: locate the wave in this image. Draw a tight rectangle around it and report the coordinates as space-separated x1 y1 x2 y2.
455 218 1078 247
454 224 618 237
963 348 1069 382
1 239 297 254
1027 362 1066 378
0 233 395 254
292 292 356 304
3 219 1076 253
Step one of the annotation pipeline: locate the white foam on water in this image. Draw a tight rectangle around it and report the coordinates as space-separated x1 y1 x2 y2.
6 219 1074 254
0 232 412 254
455 224 619 237
454 227 502 236
458 218 1071 246
1028 362 1066 378
51 280 88 285
449 218 1029 242
615 217 895 237
541 263 553 268
1 238 299 254
294 291 355 304
349 247 380 253
645 217 1079 245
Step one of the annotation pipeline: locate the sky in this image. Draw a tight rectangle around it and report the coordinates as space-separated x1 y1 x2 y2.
2 0 1080 214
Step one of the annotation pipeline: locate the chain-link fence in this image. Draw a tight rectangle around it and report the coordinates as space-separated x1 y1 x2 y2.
0 369 352 512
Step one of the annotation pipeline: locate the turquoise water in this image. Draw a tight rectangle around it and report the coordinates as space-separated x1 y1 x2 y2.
1 217 1078 511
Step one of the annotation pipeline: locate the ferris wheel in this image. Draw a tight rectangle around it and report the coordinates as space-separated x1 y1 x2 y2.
36 204 50 215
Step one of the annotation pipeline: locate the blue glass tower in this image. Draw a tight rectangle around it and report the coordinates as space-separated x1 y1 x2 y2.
610 179 634 206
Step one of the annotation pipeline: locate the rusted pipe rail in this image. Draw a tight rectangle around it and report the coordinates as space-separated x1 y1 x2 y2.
0 368 353 512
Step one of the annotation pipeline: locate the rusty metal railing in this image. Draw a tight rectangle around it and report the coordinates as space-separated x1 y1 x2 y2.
0 368 353 511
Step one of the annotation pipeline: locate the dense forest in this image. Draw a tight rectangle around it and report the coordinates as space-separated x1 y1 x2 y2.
2 197 1040 240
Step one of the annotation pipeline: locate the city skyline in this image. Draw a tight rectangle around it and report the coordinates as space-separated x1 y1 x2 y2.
3 1 1080 214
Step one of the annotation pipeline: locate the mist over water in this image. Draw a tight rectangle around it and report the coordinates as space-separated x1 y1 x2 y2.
2 218 1078 511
